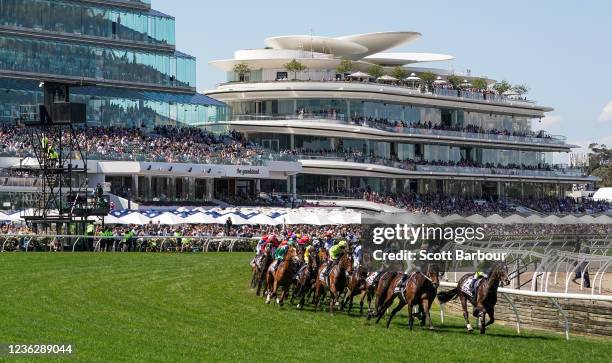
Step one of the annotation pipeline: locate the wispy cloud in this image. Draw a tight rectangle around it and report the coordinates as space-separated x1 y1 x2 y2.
597 101 612 122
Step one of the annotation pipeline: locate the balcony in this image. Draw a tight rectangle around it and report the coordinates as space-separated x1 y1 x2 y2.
231 114 569 147
292 152 589 179
415 165 586 178
217 79 542 109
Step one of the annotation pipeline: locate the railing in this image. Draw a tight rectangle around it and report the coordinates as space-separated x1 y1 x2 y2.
220 79 538 107
0 176 38 187
295 154 587 177
230 114 568 146
0 234 255 253
296 153 416 170
0 149 297 166
416 165 586 177
438 280 612 340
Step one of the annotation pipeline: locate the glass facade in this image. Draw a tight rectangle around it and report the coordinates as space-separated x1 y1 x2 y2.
0 79 228 127
0 34 195 89
228 98 533 135
0 0 227 128
246 132 552 167
0 0 175 45
296 174 571 198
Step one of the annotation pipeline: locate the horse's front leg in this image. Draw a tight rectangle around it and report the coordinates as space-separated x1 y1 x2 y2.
358 290 367 315
407 300 416 330
422 298 434 330
329 289 336 315
460 295 473 332
279 285 289 306
484 306 495 327
479 309 487 334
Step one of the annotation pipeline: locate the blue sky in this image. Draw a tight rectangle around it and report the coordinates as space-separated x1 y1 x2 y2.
155 0 612 156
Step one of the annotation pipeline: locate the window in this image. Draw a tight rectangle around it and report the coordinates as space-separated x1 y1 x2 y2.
276 72 288 81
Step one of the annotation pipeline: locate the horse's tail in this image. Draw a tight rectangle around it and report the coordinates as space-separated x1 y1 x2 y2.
437 287 459 304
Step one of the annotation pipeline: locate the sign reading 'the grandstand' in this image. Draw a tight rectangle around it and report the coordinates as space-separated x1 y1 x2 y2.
226 167 270 178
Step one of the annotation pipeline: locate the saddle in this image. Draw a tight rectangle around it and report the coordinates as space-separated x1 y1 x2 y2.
295 264 309 280
393 271 416 297
365 272 378 286
461 277 483 299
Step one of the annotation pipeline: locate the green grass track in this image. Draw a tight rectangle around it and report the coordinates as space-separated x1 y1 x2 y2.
0 253 610 362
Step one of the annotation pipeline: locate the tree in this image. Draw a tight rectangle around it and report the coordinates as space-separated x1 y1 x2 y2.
232 63 251 82
492 80 512 95
367 64 384 79
472 77 488 91
419 71 437 88
588 143 612 187
512 84 530 96
447 75 463 89
336 59 354 75
284 59 307 80
391 66 408 81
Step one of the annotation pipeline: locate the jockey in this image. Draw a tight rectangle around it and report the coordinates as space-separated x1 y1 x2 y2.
256 235 268 255
272 239 295 271
303 244 314 265
323 231 334 250
323 240 347 279
352 243 362 269
471 264 490 297
266 234 279 255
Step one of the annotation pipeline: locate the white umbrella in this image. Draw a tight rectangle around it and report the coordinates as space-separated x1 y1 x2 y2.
215 213 250 225
118 212 151 225
326 210 361 225
593 215 612 224
0 211 9 221
347 71 371 79
461 79 472 87
485 214 505 224
377 75 398 82
183 212 218 224
102 214 122 224
247 213 282 226
433 76 447 85
466 214 486 224
277 211 311 225
504 214 528 224
150 212 186 225
405 73 421 81
542 215 560 224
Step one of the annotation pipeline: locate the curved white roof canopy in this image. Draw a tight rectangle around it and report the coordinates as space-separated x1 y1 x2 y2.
264 35 368 56
338 31 422 58
364 52 455 66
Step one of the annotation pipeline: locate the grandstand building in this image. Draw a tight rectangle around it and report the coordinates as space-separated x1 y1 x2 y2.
204 31 597 201
0 0 301 209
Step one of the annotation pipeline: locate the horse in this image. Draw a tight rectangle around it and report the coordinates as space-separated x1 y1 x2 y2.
251 245 273 296
314 252 353 314
293 248 321 309
342 265 368 315
364 270 398 319
437 262 510 334
265 245 299 306
369 264 441 329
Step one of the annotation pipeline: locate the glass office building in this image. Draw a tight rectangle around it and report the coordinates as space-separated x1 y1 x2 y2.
0 0 227 127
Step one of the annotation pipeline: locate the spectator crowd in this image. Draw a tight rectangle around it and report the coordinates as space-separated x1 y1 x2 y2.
0 125 270 165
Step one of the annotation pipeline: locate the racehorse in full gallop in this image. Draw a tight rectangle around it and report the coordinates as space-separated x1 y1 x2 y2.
437 262 510 334
342 264 368 315
293 247 321 309
368 264 441 330
314 252 353 314
265 245 298 306
251 245 273 296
